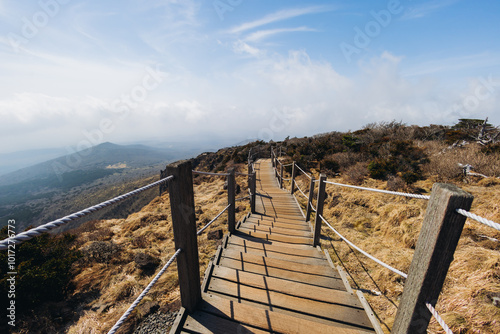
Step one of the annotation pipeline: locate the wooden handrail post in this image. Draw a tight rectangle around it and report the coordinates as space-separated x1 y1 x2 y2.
392 183 473 334
290 162 296 195
250 171 257 213
305 176 315 222
275 158 279 179
165 160 201 312
227 168 236 234
313 174 326 247
279 163 284 189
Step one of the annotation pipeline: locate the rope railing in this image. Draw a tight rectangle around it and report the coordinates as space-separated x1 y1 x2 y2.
236 172 251 176
426 302 454 334
0 175 175 250
323 180 430 200
319 214 408 278
192 170 229 176
197 204 231 235
309 201 317 212
456 209 500 231
107 248 181 334
295 164 312 179
295 183 308 200
283 163 294 167
235 195 250 201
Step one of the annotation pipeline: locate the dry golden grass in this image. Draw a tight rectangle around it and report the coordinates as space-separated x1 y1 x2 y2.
312 175 500 334
64 164 250 334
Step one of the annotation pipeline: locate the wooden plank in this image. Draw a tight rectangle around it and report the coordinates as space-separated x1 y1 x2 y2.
240 222 313 237
392 183 474 334
228 235 325 258
183 311 271 334
228 243 328 266
234 231 315 250
169 306 188 334
337 265 354 294
212 265 362 307
206 277 373 329
236 228 313 245
245 217 311 230
356 291 384 334
221 248 338 277
201 292 374 334
218 257 345 290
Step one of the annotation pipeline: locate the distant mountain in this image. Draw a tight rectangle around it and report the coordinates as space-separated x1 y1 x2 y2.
0 147 67 177
0 142 204 230
0 142 180 187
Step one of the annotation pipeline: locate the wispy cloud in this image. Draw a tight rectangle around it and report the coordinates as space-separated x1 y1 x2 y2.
228 6 331 34
401 0 460 20
245 26 317 43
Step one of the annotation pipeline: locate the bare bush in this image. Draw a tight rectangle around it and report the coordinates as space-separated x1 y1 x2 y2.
344 162 369 185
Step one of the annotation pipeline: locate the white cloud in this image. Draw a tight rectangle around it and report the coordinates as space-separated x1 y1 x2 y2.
232 40 265 57
228 6 331 34
245 27 317 42
401 0 460 20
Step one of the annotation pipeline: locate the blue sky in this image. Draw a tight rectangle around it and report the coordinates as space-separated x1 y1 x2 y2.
0 0 499 154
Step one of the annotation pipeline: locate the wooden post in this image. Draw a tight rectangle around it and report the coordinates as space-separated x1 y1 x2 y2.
305 176 316 222
279 163 284 189
166 160 201 312
250 171 257 213
313 174 326 247
392 183 473 334
290 162 296 195
227 168 236 234
275 158 279 179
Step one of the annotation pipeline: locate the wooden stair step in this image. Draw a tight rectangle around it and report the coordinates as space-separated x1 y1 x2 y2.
227 243 327 266
239 222 313 238
199 293 374 334
211 265 361 307
206 278 374 330
227 235 324 259
236 228 313 245
220 248 338 278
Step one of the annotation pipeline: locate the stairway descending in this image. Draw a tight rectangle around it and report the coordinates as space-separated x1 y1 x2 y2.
170 159 382 334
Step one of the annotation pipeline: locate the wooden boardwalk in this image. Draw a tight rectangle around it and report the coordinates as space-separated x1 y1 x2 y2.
171 159 382 334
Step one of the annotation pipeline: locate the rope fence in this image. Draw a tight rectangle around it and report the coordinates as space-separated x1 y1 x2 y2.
0 175 175 250
295 183 308 200
295 164 312 179
107 248 182 334
323 180 431 200
235 195 250 201
319 214 408 279
309 201 317 212
456 209 500 231
426 302 454 334
197 204 231 235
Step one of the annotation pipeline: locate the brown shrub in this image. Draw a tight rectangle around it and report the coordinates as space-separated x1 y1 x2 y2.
344 162 369 185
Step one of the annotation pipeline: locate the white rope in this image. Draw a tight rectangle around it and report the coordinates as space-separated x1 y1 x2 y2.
456 209 500 231
235 195 250 201
197 204 231 235
107 248 181 334
236 172 251 176
192 170 229 176
277 159 283 166
323 180 430 200
283 163 294 167
295 184 308 200
319 214 408 278
310 201 317 212
426 302 454 334
295 164 312 179
0 176 174 250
